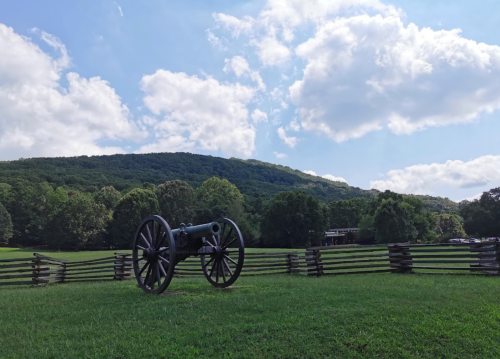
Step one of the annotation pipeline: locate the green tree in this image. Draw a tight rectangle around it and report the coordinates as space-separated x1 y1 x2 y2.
358 214 375 241
94 186 122 211
42 193 107 250
195 177 245 222
328 198 368 228
374 199 417 244
0 202 13 245
261 191 325 248
110 188 160 249
155 180 195 228
435 213 466 241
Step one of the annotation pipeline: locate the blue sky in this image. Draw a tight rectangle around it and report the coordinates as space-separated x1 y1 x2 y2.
1 0 499 202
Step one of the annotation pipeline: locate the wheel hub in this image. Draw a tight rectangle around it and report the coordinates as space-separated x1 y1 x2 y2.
142 247 156 261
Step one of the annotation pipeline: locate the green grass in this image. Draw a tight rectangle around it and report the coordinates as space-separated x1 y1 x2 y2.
1 273 500 358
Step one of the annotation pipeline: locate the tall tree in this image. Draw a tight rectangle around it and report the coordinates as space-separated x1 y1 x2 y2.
42 193 107 250
0 202 13 245
110 188 160 249
374 198 418 244
94 186 122 211
195 177 245 223
435 213 467 241
261 191 325 248
155 180 195 228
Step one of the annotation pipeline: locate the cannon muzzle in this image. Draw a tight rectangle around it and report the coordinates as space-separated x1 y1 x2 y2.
171 222 221 239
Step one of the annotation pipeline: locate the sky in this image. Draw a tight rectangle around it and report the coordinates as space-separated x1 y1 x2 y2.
1 0 500 202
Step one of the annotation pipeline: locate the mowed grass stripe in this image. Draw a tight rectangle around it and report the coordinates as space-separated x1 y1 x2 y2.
1 274 500 358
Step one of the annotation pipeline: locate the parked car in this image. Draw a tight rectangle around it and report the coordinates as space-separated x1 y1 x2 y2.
449 238 468 243
469 238 481 243
485 237 499 242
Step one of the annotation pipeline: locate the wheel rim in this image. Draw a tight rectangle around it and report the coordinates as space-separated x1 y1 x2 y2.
132 215 176 294
201 218 244 288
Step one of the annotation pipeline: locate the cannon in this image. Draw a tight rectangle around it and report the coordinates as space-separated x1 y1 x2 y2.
132 215 244 294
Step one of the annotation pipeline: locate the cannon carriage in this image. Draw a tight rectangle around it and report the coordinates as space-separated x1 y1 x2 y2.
132 215 244 294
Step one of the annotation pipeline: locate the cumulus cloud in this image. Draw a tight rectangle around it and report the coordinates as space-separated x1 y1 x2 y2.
370 155 500 195
213 0 400 66
0 23 141 160
139 70 257 157
251 109 268 123
223 56 265 90
273 151 287 159
277 127 298 147
212 1 500 143
290 15 500 141
303 170 347 183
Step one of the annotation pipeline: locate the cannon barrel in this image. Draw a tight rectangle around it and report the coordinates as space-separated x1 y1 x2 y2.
171 222 221 239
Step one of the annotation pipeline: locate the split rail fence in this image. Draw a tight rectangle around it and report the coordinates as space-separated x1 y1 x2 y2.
1 242 499 288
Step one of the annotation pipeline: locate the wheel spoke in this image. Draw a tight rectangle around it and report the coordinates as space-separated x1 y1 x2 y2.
220 261 226 282
204 238 216 248
203 256 215 268
146 224 154 248
223 258 234 277
220 223 226 245
221 227 233 247
155 261 162 288
144 263 153 288
140 233 151 247
222 237 237 249
136 245 146 251
139 261 150 275
215 261 219 283
155 232 166 250
158 255 170 265
209 260 217 279
159 262 167 277
224 255 238 266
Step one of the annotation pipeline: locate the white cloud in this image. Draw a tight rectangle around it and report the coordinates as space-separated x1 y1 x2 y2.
140 70 257 157
460 193 482 202
251 36 291 67
113 1 124 17
270 86 288 109
251 109 268 123
302 170 347 183
370 155 500 195
223 56 265 90
206 29 226 50
290 14 500 141
213 1 500 143
277 127 298 147
0 23 141 160
273 151 287 159
322 174 348 183
213 0 400 67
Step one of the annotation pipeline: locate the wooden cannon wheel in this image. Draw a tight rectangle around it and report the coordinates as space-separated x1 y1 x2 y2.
132 215 176 294
200 218 245 288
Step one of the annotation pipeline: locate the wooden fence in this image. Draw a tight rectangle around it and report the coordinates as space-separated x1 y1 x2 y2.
0 253 132 287
1 242 499 287
388 242 500 275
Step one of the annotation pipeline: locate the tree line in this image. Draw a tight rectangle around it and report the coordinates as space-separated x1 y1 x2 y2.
0 176 497 250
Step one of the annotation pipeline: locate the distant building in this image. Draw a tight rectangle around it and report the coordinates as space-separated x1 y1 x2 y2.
323 228 359 246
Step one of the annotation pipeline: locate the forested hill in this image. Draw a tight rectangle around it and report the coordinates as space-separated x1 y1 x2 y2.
0 152 457 210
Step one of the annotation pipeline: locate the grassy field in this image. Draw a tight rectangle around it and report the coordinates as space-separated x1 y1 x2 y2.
1 267 500 358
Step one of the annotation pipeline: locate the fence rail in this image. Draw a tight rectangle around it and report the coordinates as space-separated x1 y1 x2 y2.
0 253 132 287
1 242 499 288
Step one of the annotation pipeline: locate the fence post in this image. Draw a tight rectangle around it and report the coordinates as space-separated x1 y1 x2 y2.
32 253 52 286
388 244 412 273
31 256 43 286
287 252 299 275
305 249 323 276
471 242 500 275
114 253 132 280
55 259 67 284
